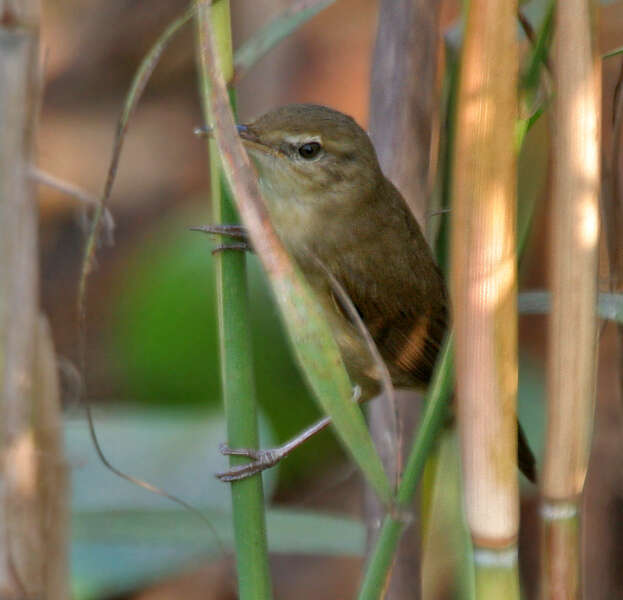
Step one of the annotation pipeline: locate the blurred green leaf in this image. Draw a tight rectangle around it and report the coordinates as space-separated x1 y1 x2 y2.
72 507 364 599
604 44 623 59
520 1 553 92
234 0 336 78
517 354 546 470
517 109 549 261
66 409 277 513
268 268 393 505
111 218 219 409
67 408 364 598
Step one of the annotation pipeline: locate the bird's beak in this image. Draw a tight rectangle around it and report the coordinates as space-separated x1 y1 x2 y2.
235 124 277 157
235 123 261 145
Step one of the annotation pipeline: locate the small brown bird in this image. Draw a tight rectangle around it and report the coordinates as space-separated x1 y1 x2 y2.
201 104 536 483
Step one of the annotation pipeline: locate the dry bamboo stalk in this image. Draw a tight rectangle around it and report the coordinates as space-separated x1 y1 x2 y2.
541 504 580 599
541 1 601 597
450 0 519 569
0 3 67 598
365 1 443 597
543 0 600 503
368 0 442 229
0 3 43 597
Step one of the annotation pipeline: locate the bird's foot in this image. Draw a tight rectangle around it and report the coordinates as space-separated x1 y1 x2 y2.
216 443 285 482
215 387 361 483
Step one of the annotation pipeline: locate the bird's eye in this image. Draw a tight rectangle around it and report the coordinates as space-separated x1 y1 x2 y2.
298 142 322 160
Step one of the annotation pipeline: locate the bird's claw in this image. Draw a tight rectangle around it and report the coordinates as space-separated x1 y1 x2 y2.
190 224 253 254
216 444 281 482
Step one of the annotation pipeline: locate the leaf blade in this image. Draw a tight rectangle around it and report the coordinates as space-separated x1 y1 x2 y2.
234 0 335 79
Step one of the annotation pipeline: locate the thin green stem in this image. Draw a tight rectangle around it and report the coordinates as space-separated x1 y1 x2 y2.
195 2 273 599
358 337 454 599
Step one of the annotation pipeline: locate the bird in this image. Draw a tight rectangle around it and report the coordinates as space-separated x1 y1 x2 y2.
197 103 536 484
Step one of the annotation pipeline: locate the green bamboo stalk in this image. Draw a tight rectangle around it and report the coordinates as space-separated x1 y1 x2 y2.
195 2 273 599
473 552 520 599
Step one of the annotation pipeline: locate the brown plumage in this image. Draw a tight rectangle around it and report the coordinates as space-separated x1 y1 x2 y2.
238 103 536 483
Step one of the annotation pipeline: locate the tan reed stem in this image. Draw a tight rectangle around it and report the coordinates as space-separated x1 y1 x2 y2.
541 1 601 598
0 2 68 597
451 0 520 595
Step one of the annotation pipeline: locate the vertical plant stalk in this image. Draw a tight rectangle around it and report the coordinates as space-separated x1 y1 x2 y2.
608 26 623 459
0 3 44 597
195 2 273 599
541 1 601 598
366 0 443 597
450 0 520 596
368 0 441 229
0 3 68 598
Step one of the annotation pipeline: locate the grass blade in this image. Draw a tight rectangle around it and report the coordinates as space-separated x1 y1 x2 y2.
234 0 335 81
78 3 195 308
603 44 623 59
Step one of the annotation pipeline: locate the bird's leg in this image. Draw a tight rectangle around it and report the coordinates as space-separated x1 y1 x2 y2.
216 386 362 482
216 417 331 482
190 224 252 254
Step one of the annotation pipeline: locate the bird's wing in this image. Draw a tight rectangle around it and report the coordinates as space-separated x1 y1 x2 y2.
330 265 449 388
362 290 448 387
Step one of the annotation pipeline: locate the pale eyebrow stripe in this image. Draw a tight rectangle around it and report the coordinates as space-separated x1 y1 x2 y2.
283 134 322 146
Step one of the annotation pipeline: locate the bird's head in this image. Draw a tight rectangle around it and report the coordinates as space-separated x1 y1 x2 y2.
236 104 382 205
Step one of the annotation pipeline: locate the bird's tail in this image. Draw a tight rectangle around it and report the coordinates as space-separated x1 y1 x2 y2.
518 421 538 483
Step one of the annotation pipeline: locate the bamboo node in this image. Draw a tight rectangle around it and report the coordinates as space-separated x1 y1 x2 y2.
473 547 518 568
540 501 578 521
